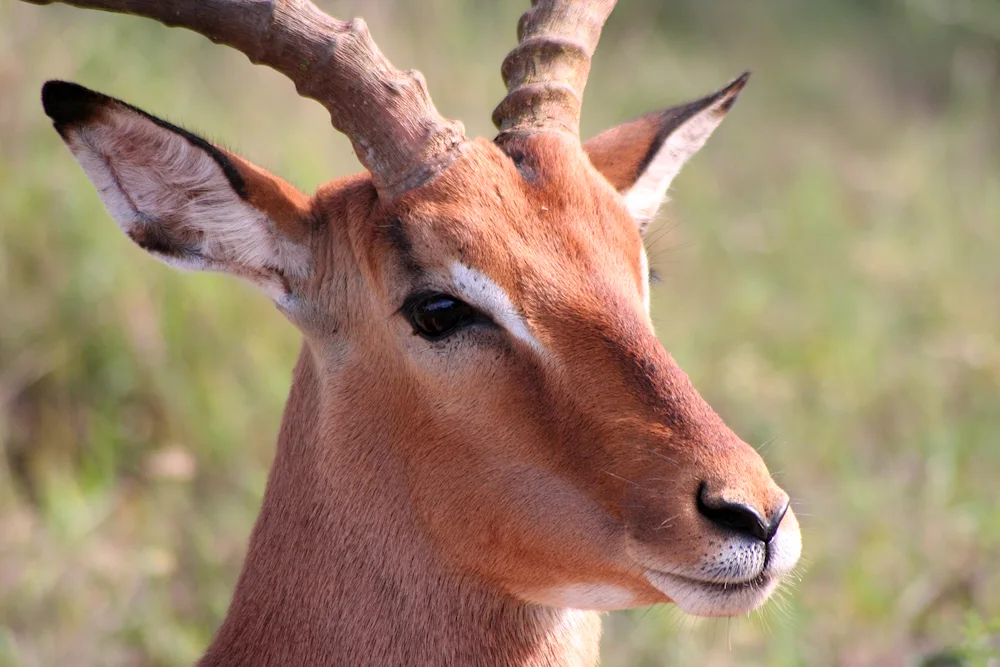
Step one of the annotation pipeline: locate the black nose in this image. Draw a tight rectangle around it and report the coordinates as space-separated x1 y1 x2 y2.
697 483 788 543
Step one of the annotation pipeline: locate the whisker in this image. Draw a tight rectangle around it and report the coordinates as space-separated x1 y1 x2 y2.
654 513 680 531
755 435 778 455
601 470 648 490
650 449 679 466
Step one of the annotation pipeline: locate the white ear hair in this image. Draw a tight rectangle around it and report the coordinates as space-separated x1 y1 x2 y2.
44 81 309 302
624 73 748 232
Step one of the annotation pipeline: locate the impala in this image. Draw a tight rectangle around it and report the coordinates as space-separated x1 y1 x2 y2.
27 0 801 664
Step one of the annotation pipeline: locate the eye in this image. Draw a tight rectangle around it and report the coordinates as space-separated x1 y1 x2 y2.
404 292 484 340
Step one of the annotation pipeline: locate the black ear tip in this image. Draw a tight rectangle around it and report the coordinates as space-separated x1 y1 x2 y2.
725 71 751 95
717 71 751 111
41 80 108 128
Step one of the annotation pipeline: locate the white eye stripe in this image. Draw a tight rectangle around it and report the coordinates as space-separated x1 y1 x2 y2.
449 262 545 354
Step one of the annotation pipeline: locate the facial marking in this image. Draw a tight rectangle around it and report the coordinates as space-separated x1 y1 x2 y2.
449 261 544 354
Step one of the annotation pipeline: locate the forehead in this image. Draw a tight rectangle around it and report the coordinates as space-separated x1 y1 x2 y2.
380 137 646 303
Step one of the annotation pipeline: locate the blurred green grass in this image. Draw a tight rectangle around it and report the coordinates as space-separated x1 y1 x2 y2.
1 0 998 665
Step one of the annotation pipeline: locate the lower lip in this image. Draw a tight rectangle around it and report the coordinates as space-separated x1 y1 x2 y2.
653 569 773 594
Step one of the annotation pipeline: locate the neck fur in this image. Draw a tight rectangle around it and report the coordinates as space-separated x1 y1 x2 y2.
198 344 602 667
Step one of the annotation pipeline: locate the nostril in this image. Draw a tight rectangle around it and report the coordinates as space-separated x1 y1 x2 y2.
698 497 768 542
697 483 785 544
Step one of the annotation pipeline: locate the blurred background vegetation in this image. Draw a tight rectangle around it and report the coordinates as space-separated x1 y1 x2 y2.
1 0 999 665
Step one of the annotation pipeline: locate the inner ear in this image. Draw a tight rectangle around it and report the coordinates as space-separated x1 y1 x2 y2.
584 73 749 233
41 80 313 300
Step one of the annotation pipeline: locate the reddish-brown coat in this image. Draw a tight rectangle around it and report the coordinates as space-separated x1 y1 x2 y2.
27 1 800 664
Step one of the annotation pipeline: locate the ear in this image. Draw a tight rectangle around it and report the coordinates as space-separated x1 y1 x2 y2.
584 72 749 233
41 80 313 302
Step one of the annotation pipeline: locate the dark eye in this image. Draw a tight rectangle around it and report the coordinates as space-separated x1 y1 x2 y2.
404 292 483 340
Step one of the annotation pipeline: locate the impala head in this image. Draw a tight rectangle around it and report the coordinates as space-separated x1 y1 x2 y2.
40 0 799 618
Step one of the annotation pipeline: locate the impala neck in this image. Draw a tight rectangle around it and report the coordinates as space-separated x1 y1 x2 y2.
198 344 602 667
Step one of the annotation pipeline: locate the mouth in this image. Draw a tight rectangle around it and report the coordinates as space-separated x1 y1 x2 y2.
644 567 779 617
660 569 772 592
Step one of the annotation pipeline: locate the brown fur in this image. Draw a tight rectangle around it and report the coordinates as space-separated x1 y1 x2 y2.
42 81 798 666
226 152 313 242
196 135 792 665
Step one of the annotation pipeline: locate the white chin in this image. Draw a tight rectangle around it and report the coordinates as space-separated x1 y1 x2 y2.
645 569 780 617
